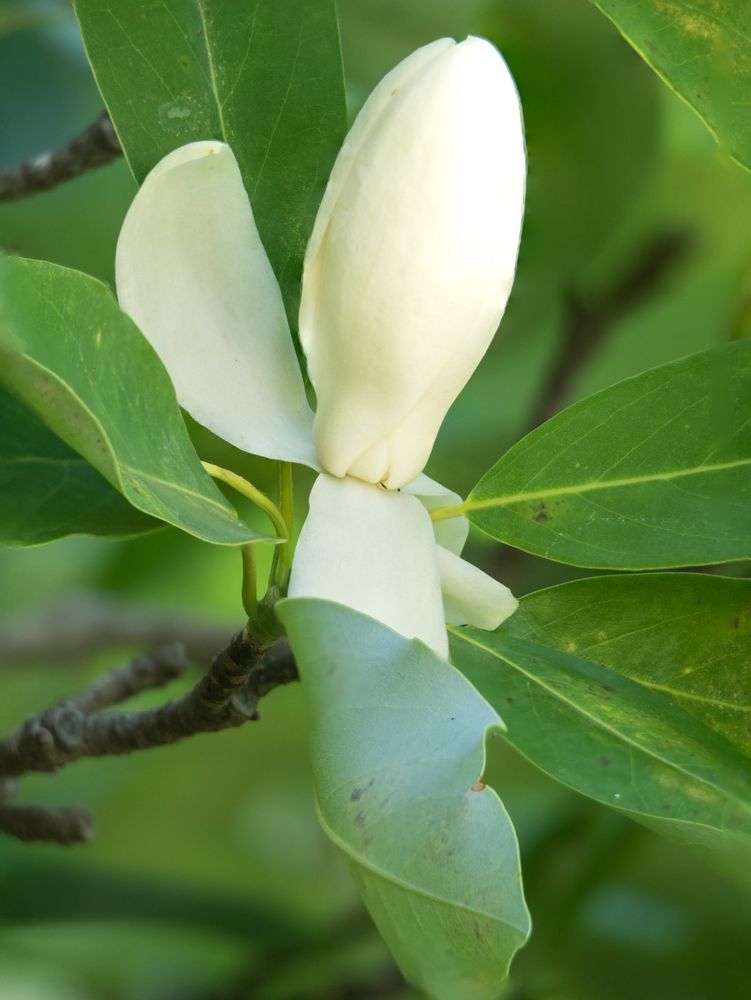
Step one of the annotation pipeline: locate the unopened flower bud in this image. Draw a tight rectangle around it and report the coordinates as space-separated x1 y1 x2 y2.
300 36 526 489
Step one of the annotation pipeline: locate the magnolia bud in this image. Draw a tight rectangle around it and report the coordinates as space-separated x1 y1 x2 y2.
299 36 526 490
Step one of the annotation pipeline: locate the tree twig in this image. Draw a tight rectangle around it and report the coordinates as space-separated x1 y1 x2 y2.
0 635 299 844
0 111 121 203
0 802 93 845
526 231 692 432
491 231 694 591
0 594 234 667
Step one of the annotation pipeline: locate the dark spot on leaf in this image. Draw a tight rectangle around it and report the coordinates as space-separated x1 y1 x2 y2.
506 697 514 703
351 787 362 802
531 501 550 523
601 684 615 693
733 616 741 629
354 811 365 827
600 756 610 767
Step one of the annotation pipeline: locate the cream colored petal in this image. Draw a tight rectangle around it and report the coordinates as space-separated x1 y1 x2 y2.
402 473 468 554
116 141 318 468
437 546 518 630
301 38 455 279
288 474 448 658
300 37 526 487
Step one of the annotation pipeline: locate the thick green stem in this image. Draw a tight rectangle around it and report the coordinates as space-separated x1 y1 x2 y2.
429 502 469 523
278 462 294 537
270 462 295 591
240 544 258 618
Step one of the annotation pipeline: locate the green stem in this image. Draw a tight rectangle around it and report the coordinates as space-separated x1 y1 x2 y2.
278 462 294 537
202 463 289 541
240 544 258 618
429 502 469 523
269 461 295 592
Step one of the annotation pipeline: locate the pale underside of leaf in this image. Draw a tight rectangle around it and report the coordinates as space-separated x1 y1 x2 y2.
279 598 531 1000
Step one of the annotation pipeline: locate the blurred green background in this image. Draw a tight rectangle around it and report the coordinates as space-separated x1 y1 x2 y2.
2 0 751 997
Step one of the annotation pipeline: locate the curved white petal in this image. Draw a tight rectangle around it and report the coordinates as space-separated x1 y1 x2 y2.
288 474 448 658
300 37 526 488
402 473 468 554
116 141 318 468
437 546 517 630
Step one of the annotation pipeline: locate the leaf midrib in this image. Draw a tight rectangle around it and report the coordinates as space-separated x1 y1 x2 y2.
10 350 242 523
469 456 751 512
451 629 751 821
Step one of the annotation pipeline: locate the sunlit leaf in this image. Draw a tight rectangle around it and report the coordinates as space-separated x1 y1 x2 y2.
451 574 751 887
506 573 751 759
592 0 751 172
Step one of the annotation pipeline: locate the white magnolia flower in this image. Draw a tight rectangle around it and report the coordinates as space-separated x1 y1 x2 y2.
116 36 526 659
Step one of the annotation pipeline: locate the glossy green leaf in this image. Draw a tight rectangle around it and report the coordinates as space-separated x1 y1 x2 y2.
465 342 751 569
505 573 751 759
451 577 751 886
279 598 531 1000
0 256 266 546
592 0 751 172
73 0 347 325
0 387 157 547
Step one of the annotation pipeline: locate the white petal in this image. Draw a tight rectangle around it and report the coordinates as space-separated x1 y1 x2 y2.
300 37 526 488
402 473 468 554
288 474 448 658
437 546 518 630
116 141 318 468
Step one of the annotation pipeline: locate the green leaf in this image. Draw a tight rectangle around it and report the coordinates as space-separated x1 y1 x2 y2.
464 342 751 569
591 0 751 172
0 256 266 546
0 387 157 547
73 0 347 325
450 576 751 886
279 598 531 1000
505 573 751 759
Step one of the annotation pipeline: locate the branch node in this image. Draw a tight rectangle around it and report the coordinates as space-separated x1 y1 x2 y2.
0 632 298 845
0 112 122 203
